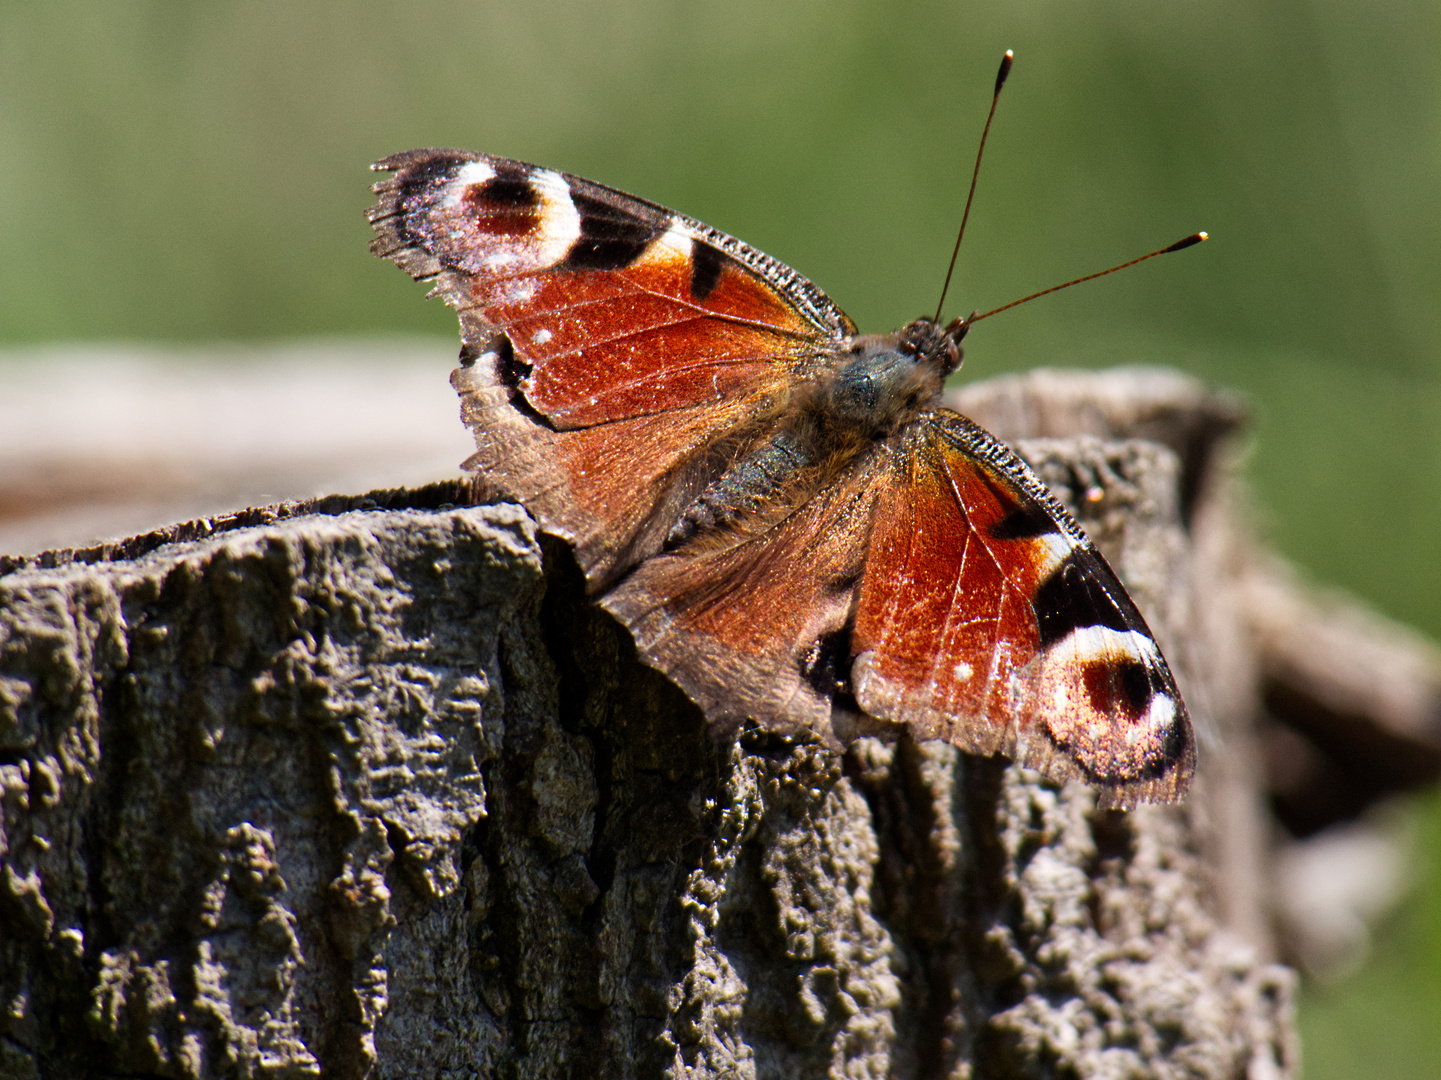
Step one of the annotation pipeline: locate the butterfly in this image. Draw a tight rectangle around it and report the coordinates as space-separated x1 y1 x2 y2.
367 147 1196 808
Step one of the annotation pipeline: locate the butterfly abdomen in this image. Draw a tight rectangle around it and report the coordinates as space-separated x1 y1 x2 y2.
665 431 815 547
663 330 954 549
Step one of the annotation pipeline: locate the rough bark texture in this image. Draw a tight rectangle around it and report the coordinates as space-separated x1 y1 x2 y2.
0 369 1311 1079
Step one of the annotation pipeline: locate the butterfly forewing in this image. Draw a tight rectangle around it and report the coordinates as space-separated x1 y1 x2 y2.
850 415 1053 742
371 149 854 583
373 150 850 426
852 412 1194 805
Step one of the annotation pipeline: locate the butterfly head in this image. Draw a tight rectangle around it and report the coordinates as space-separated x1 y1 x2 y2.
903 315 972 375
820 317 969 439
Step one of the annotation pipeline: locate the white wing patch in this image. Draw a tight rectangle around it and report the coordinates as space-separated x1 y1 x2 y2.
633 221 696 270
449 159 497 202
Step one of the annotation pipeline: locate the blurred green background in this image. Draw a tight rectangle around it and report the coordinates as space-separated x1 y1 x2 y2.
2 1 1437 1073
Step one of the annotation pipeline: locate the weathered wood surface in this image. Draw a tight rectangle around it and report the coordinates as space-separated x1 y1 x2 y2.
0 367 1329 1078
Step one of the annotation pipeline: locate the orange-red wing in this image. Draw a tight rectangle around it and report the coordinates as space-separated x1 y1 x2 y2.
370 150 854 586
851 411 1194 806
601 453 890 742
556 400 1191 805
372 150 851 427
451 368 764 582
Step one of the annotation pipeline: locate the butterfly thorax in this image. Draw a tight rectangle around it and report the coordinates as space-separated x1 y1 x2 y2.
664 319 965 548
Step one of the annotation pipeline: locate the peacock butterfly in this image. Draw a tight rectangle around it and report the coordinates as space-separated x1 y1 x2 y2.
367 89 1198 807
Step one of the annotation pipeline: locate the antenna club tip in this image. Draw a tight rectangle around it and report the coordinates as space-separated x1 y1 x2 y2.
995 51 1014 94
1165 232 1209 253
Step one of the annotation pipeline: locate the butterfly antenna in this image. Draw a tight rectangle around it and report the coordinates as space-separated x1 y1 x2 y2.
961 232 1209 327
934 50 1014 325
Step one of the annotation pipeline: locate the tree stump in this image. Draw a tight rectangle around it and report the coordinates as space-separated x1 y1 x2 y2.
0 369 1300 1079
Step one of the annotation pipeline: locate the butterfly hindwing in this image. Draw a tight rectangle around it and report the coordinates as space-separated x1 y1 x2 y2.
601 449 888 741
369 149 855 584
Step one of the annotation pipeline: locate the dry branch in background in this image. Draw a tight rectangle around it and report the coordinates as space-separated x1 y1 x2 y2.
4 367 1436 1078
